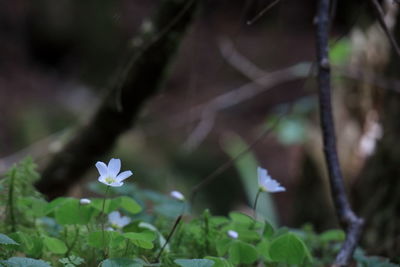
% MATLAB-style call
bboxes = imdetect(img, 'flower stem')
[7,168,17,232]
[65,225,80,257]
[253,189,262,222]
[101,186,110,257]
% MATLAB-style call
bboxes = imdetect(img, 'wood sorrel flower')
[96,158,133,187]
[108,211,131,229]
[257,166,285,193]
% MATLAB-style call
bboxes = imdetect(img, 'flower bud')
[170,190,185,201]
[79,198,91,205]
[227,230,239,239]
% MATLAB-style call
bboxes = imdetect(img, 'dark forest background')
[0,0,399,261]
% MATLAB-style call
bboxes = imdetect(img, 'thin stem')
[7,168,17,232]
[101,186,110,257]
[124,239,130,256]
[155,215,183,262]
[65,225,80,257]
[253,189,262,222]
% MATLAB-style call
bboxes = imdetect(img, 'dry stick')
[246,0,282,25]
[368,0,400,59]
[155,214,183,261]
[181,41,310,149]
[315,0,364,266]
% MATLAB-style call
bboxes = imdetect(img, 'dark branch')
[36,0,199,198]
[315,0,364,266]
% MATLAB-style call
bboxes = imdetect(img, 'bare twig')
[181,39,310,149]
[315,0,364,266]
[182,64,308,149]
[369,0,400,58]
[246,0,282,25]
[219,38,267,80]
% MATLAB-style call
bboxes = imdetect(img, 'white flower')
[257,167,286,193]
[170,190,185,201]
[108,211,131,229]
[79,198,91,205]
[96,158,133,187]
[227,230,239,239]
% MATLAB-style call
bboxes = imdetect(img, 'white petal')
[265,178,286,192]
[108,158,121,176]
[116,171,133,182]
[96,161,108,176]
[109,181,124,187]
[119,216,131,227]
[273,186,286,192]
[257,166,285,193]
[98,176,108,185]
[108,211,120,223]
[257,167,269,186]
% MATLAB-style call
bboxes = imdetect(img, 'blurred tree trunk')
[355,90,400,259]
[355,59,400,260]
[354,2,400,259]
[36,0,200,198]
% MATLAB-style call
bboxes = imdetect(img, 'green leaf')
[174,259,214,267]
[3,257,51,267]
[123,231,156,249]
[91,198,121,214]
[319,229,345,242]
[257,239,271,260]
[229,212,253,226]
[221,133,277,226]
[0,233,19,245]
[117,196,142,214]
[91,197,142,215]
[329,38,350,65]
[11,232,43,257]
[209,216,229,226]
[42,236,67,254]
[88,231,116,249]
[55,198,95,225]
[229,229,260,242]
[263,220,274,239]
[45,197,69,215]
[101,258,146,267]
[59,255,84,266]
[228,241,258,265]
[17,197,48,218]
[205,257,233,267]
[138,222,168,250]
[269,232,312,264]
[87,230,125,250]
[216,238,232,256]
